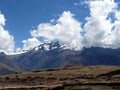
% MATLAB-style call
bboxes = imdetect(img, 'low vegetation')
[0,65,119,90]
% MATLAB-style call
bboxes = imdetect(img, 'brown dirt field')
[0,65,119,90]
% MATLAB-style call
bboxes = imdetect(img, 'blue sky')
[0,0,88,47]
[0,0,120,54]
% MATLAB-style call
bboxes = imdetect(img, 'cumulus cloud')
[83,0,117,48]
[21,0,120,51]
[30,11,83,50]
[22,38,41,51]
[112,9,120,48]
[0,13,15,54]
[15,38,41,54]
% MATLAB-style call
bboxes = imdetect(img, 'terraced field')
[0,65,120,90]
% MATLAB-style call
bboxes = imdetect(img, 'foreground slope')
[0,65,119,90]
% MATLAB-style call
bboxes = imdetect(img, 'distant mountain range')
[0,41,120,75]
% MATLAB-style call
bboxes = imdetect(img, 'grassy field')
[0,65,119,90]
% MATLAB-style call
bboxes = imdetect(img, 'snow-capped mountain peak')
[33,41,67,52]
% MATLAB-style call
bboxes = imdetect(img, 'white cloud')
[112,9,120,48]
[83,0,117,48]
[0,13,15,54]
[30,11,83,50]
[22,38,41,51]
[0,13,5,25]
[10,0,120,53]
[115,11,120,20]
[25,0,120,51]
[29,0,119,51]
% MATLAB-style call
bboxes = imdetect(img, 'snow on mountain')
[33,41,68,53]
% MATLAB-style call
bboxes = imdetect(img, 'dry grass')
[0,65,119,90]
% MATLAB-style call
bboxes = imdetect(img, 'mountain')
[0,41,120,75]
[0,53,22,75]
[80,47,120,66]
[0,52,5,56]
[14,42,82,71]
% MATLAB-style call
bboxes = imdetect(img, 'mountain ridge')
[0,41,120,75]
